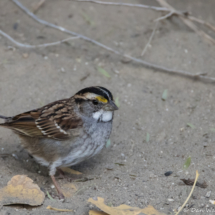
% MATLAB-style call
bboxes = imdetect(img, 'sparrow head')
[74,86,118,121]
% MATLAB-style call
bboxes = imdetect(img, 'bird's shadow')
[6,146,107,179]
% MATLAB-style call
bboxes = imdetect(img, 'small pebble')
[60,67,65,72]
[167,198,174,202]
[13,22,19,30]
[203,142,208,147]
[22,53,29,58]
[12,153,18,160]
[51,185,55,189]
[164,171,173,176]
[113,69,119,74]
[205,191,211,198]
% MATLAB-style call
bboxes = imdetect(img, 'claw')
[50,175,65,200]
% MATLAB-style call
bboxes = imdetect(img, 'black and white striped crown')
[76,86,113,101]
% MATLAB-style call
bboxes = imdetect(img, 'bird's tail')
[0,115,9,126]
[0,115,8,119]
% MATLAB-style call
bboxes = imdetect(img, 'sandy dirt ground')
[1,0,215,214]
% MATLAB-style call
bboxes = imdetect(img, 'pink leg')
[50,175,65,200]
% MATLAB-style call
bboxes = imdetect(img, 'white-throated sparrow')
[0,86,118,199]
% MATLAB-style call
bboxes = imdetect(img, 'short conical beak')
[103,100,118,111]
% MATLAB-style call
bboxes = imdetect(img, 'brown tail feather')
[0,115,10,127]
[0,115,8,119]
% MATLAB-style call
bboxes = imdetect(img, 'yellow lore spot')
[96,96,108,103]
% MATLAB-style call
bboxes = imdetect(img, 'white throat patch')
[93,110,113,122]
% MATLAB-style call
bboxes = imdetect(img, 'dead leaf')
[0,175,45,206]
[114,97,120,108]
[180,179,207,188]
[60,167,82,175]
[209,200,215,205]
[115,163,125,166]
[97,67,110,78]
[80,73,90,81]
[73,177,95,182]
[183,156,191,169]
[89,210,108,215]
[88,197,166,215]
[47,205,73,212]
[161,89,168,101]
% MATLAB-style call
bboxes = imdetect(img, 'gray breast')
[61,120,112,167]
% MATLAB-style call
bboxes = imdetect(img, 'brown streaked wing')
[2,98,83,140]
[3,111,44,137]
[35,99,82,139]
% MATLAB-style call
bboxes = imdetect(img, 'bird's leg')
[50,175,65,200]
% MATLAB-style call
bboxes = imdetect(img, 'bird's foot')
[50,175,65,200]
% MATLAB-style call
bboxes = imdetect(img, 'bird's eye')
[92,100,99,105]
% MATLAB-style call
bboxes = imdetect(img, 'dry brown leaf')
[0,175,45,206]
[61,183,77,198]
[88,197,166,215]
[89,210,108,215]
[47,205,73,212]
[60,167,82,175]
[180,178,207,188]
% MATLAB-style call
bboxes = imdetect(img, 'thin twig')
[0,29,79,48]
[141,21,158,56]
[75,0,169,11]
[46,206,73,212]
[155,10,187,22]
[10,0,215,82]
[77,0,215,44]
[188,15,215,33]
[32,0,46,14]
[0,154,11,157]
[157,0,215,45]
[176,171,199,215]
[12,0,121,55]
[155,11,174,22]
